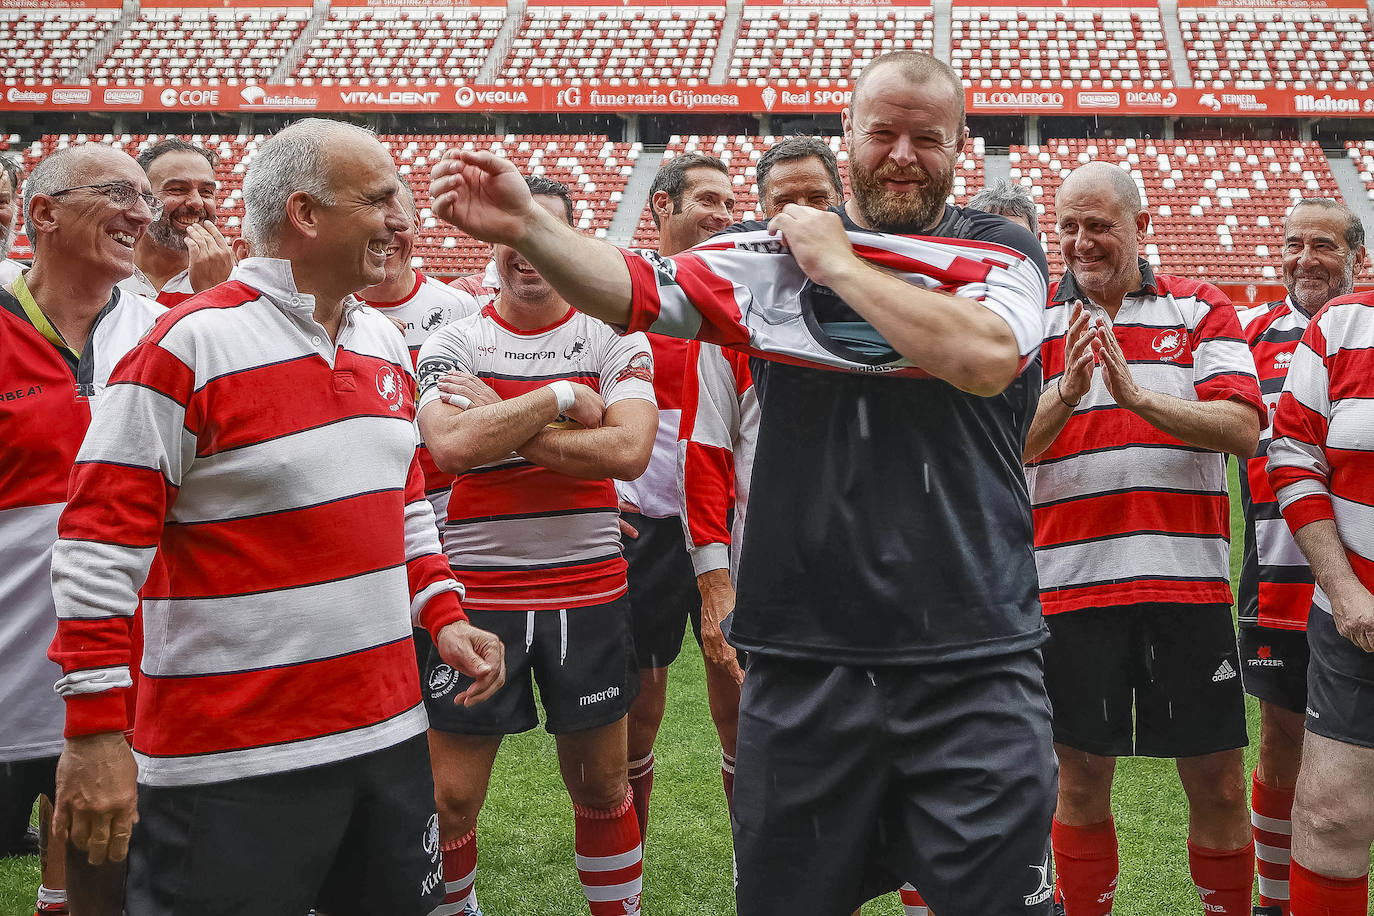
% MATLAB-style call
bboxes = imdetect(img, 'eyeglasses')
[49,183,164,219]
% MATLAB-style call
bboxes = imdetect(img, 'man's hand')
[435,619,506,705]
[561,382,606,430]
[1059,303,1098,405]
[52,732,138,866]
[430,151,542,247]
[618,498,640,540]
[184,220,236,292]
[697,568,744,685]
[766,204,866,289]
[1092,320,1146,410]
[437,372,502,411]
[1330,580,1374,653]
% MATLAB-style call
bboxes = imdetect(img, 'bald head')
[852,51,966,133]
[1057,162,1141,218]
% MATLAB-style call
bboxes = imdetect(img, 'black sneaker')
[0,824,39,858]
[1253,907,1283,916]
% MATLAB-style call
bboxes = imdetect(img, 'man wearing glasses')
[0,143,165,916]
[117,138,235,307]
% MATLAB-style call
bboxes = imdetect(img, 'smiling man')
[1025,161,1264,915]
[430,51,1056,916]
[47,119,505,916]
[0,155,23,287]
[1236,198,1367,916]
[117,138,234,306]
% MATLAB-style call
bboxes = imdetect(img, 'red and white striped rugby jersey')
[1,285,163,762]
[1237,298,1316,631]
[1028,266,1264,615]
[1268,291,1374,618]
[676,341,759,580]
[615,332,688,519]
[363,270,481,533]
[618,226,1048,377]
[118,266,196,307]
[49,258,466,787]
[416,304,656,611]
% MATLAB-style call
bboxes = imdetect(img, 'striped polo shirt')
[1237,297,1317,630]
[1268,291,1374,617]
[1028,264,1264,615]
[49,258,466,787]
[416,304,656,611]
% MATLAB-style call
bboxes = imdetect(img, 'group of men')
[2,47,1374,916]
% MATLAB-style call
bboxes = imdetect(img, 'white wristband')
[549,380,575,413]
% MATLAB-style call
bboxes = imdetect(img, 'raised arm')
[430,150,633,325]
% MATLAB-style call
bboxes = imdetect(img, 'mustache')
[871,164,929,183]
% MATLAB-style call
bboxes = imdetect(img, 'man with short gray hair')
[968,178,1039,236]
[0,154,23,286]
[48,118,505,915]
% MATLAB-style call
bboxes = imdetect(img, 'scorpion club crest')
[1150,327,1187,362]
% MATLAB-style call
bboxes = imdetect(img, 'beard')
[0,223,12,258]
[849,158,954,234]
[146,217,188,253]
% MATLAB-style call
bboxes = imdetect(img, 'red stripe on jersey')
[680,443,734,549]
[1034,489,1229,548]
[140,281,258,348]
[648,333,688,410]
[63,462,177,549]
[1043,407,1200,458]
[1257,581,1316,631]
[133,636,420,758]
[1043,577,1232,615]
[486,374,601,396]
[1348,549,1374,595]
[190,351,412,456]
[418,447,455,500]
[454,555,627,610]
[1270,393,1331,470]
[1245,453,1279,505]
[156,290,196,308]
[110,339,195,407]
[1327,345,1374,400]
[156,489,407,599]
[659,254,751,348]
[451,465,617,520]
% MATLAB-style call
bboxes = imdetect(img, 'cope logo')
[1151,327,1187,362]
[161,88,220,107]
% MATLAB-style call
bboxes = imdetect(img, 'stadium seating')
[85,9,309,87]
[288,8,505,86]
[727,7,933,87]
[1180,7,1374,91]
[1010,139,1340,284]
[1,10,119,86]
[495,7,722,85]
[630,135,986,249]
[19,133,634,278]
[952,7,1172,89]
[1341,140,1374,204]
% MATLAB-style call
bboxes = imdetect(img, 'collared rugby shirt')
[619,206,1051,665]
[1028,264,1264,615]
[50,258,466,787]
[1268,291,1374,619]
[1237,297,1317,630]
[417,304,655,611]
[118,266,196,307]
[1,284,162,761]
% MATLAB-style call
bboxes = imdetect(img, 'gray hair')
[23,145,89,244]
[242,118,377,254]
[1289,197,1365,253]
[968,178,1038,232]
[0,154,21,253]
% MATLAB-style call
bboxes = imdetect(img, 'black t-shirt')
[724,205,1050,665]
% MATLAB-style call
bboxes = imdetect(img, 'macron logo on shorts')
[1212,660,1238,682]
[579,686,621,706]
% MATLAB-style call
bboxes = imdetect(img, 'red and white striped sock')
[1252,772,1295,915]
[627,753,654,842]
[1051,817,1118,916]
[574,791,643,916]
[34,885,68,916]
[1289,860,1368,916]
[721,749,735,813]
[1188,839,1255,916]
[898,883,929,915]
[435,828,477,915]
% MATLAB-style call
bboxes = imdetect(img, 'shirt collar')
[231,257,365,318]
[1053,258,1159,304]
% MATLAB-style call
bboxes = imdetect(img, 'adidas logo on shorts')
[1211,660,1238,682]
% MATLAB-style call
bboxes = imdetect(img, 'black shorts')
[732,651,1057,916]
[424,597,638,736]
[0,756,57,851]
[1044,603,1248,758]
[622,513,700,669]
[1305,606,1374,749]
[1239,624,1310,715]
[126,733,442,916]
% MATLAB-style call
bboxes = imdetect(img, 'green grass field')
[2,462,1369,915]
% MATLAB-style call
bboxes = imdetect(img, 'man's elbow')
[429,439,478,474]
[611,437,655,481]
[1228,414,1261,460]
[954,347,1023,398]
